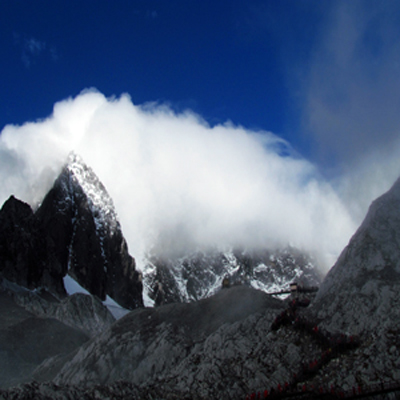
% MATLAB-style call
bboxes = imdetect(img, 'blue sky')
[1,1,400,267]
[1,1,321,156]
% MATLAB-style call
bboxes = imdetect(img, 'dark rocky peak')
[0,195,34,225]
[0,154,143,309]
[49,153,118,233]
[36,153,118,235]
[0,196,46,292]
[36,152,143,309]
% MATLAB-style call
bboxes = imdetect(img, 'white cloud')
[13,33,56,68]
[25,38,46,54]
[23,37,46,68]
[0,90,357,272]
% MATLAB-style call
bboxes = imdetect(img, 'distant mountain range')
[144,245,321,306]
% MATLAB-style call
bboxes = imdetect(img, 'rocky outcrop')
[0,285,371,398]
[7,177,400,399]
[50,294,115,336]
[305,176,400,388]
[0,196,48,292]
[47,285,355,399]
[311,177,400,333]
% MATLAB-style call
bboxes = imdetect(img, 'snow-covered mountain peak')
[64,152,119,233]
[28,152,144,309]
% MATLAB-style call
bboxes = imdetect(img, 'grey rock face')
[41,175,400,398]
[4,165,400,398]
[49,286,345,399]
[312,177,400,333]
[306,177,400,387]
[50,293,115,336]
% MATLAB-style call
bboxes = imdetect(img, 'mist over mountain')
[0,152,322,309]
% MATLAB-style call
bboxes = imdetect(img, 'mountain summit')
[0,153,143,309]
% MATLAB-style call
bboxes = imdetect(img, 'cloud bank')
[0,90,356,271]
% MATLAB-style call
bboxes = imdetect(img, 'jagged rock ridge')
[50,286,288,395]
[1,277,115,337]
[144,246,321,306]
